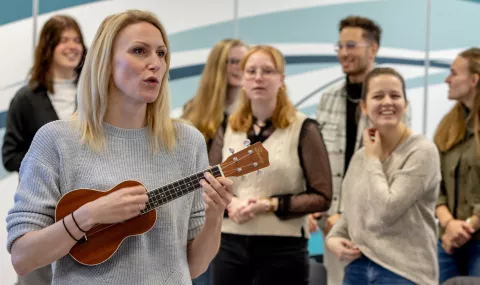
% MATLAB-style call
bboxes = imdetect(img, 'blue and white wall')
[1,0,478,283]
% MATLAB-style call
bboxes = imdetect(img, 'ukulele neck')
[140,165,223,214]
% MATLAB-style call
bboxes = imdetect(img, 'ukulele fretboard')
[141,165,222,214]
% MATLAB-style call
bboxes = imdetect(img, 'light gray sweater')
[6,120,208,285]
[328,134,441,285]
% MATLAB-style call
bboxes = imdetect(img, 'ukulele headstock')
[220,141,269,177]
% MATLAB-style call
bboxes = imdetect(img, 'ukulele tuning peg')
[243,139,251,147]
[229,148,235,154]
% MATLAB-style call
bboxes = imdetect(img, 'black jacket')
[2,85,59,172]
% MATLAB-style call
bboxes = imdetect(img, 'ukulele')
[55,142,269,266]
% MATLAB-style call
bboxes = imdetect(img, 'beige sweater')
[328,134,441,285]
[221,112,309,238]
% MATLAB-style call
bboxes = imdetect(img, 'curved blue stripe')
[0,55,450,129]
[0,0,98,26]
[169,55,450,81]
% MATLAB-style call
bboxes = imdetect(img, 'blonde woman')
[6,10,233,285]
[435,48,480,283]
[209,45,332,285]
[183,39,248,150]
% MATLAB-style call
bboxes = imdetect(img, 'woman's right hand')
[227,197,255,224]
[326,237,362,262]
[86,185,149,225]
[445,219,475,248]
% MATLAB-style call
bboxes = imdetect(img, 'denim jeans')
[192,265,211,285]
[343,255,416,285]
[438,239,480,284]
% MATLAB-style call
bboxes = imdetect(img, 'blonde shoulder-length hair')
[434,47,480,157]
[75,10,176,152]
[182,39,246,142]
[229,45,297,132]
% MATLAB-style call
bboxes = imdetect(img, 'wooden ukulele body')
[53,142,270,266]
[55,180,157,266]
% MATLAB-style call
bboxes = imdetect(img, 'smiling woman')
[326,67,441,285]
[2,15,87,285]
[2,15,86,173]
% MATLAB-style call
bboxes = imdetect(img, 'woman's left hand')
[239,198,271,217]
[441,233,455,254]
[363,128,382,159]
[200,172,234,222]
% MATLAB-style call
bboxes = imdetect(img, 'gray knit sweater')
[328,134,441,285]
[6,120,208,285]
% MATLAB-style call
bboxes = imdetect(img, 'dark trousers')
[211,233,309,285]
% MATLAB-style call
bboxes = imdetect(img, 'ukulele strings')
[86,222,120,237]
[144,150,254,205]
[222,162,259,177]
[82,152,259,239]
[219,150,256,170]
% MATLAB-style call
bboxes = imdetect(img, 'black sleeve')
[2,88,32,172]
[273,118,333,220]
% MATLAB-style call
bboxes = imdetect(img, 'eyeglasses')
[244,67,279,79]
[334,41,370,52]
[227,58,241,65]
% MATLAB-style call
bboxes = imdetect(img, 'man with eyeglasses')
[314,15,382,285]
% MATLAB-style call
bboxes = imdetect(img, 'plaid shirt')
[315,79,411,215]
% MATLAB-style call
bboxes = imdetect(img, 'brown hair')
[339,16,382,46]
[434,48,480,157]
[362,67,407,101]
[29,15,86,93]
[229,45,297,132]
[182,39,246,142]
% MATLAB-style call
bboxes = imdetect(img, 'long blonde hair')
[182,39,246,142]
[434,48,480,157]
[229,45,297,132]
[76,10,176,152]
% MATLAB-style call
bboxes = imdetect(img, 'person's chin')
[447,93,458,101]
[249,93,270,101]
[229,81,242,88]
[59,63,79,70]
[138,92,159,104]
[341,67,351,74]
[375,121,400,130]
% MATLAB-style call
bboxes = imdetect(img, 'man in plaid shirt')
[315,15,382,285]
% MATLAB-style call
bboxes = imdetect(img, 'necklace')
[346,94,361,104]
[381,127,409,162]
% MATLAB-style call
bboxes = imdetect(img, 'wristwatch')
[466,217,472,226]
